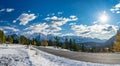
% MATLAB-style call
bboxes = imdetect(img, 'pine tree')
[6,35,13,43]
[48,39,53,46]
[54,37,60,47]
[81,43,85,52]
[72,39,80,51]
[61,43,66,49]
[69,39,73,50]
[0,30,5,44]
[20,35,28,44]
[64,38,69,49]
[13,38,19,44]
[91,47,97,52]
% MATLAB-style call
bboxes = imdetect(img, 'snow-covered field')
[0,44,120,66]
[0,45,31,66]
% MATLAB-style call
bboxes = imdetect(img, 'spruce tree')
[64,38,69,49]
[0,30,5,44]
[54,37,59,47]
[48,39,53,46]
[20,35,27,44]
[7,35,13,43]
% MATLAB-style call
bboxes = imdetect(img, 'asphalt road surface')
[37,46,120,64]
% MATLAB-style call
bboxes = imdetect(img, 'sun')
[99,14,108,22]
[99,11,109,23]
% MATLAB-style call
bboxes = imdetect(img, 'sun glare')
[99,11,109,23]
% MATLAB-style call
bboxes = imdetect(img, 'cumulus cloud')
[70,15,78,21]
[24,15,78,36]
[0,26,19,32]
[13,13,37,25]
[45,15,78,22]
[6,8,14,12]
[24,23,56,35]
[25,23,49,33]
[45,15,78,27]
[0,8,14,12]
[110,3,120,14]
[71,24,118,39]
[24,22,62,35]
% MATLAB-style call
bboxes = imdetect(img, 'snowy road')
[0,45,120,66]
[37,46,120,64]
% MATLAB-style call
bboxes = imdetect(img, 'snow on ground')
[42,46,70,51]
[0,44,31,66]
[0,44,120,66]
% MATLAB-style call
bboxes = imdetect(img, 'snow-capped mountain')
[104,29,119,48]
[6,32,107,44]
[33,33,106,43]
[11,34,19,39]
[96,31,119,48]
[104,36,116,47]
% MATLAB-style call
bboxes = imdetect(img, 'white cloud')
[4,26,19,32]
[24,23,54,35]
[45,15,78,26]
[0,26,19,32]
[45,16,78,21]
[45,15,78,34]
[13,13,37,25]
[110,3,120,14]
[71,24,118,39]
[0,9,5,12]
[13,20,16,23]
[24,15,78,36]
[70,15,78,21]
[58,12,63,15]
[116,11,120,14]
[69,23,76,25]
[25,23,49,33]
[0,8,14,12]
[24,22,62,35]
[6,8,14,12]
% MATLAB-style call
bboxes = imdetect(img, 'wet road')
[37,47,120,64]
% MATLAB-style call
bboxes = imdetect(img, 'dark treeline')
[48,37,81,51]
[0,30,118,52]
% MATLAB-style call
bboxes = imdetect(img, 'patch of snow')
[40,46,70,51]
[0,45,31,66]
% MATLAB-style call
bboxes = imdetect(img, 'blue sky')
[0,0,120,39]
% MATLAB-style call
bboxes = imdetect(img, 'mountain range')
[7,32,118,48]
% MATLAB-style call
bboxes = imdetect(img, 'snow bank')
[42,46,70,51]
[0,45,31,66]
